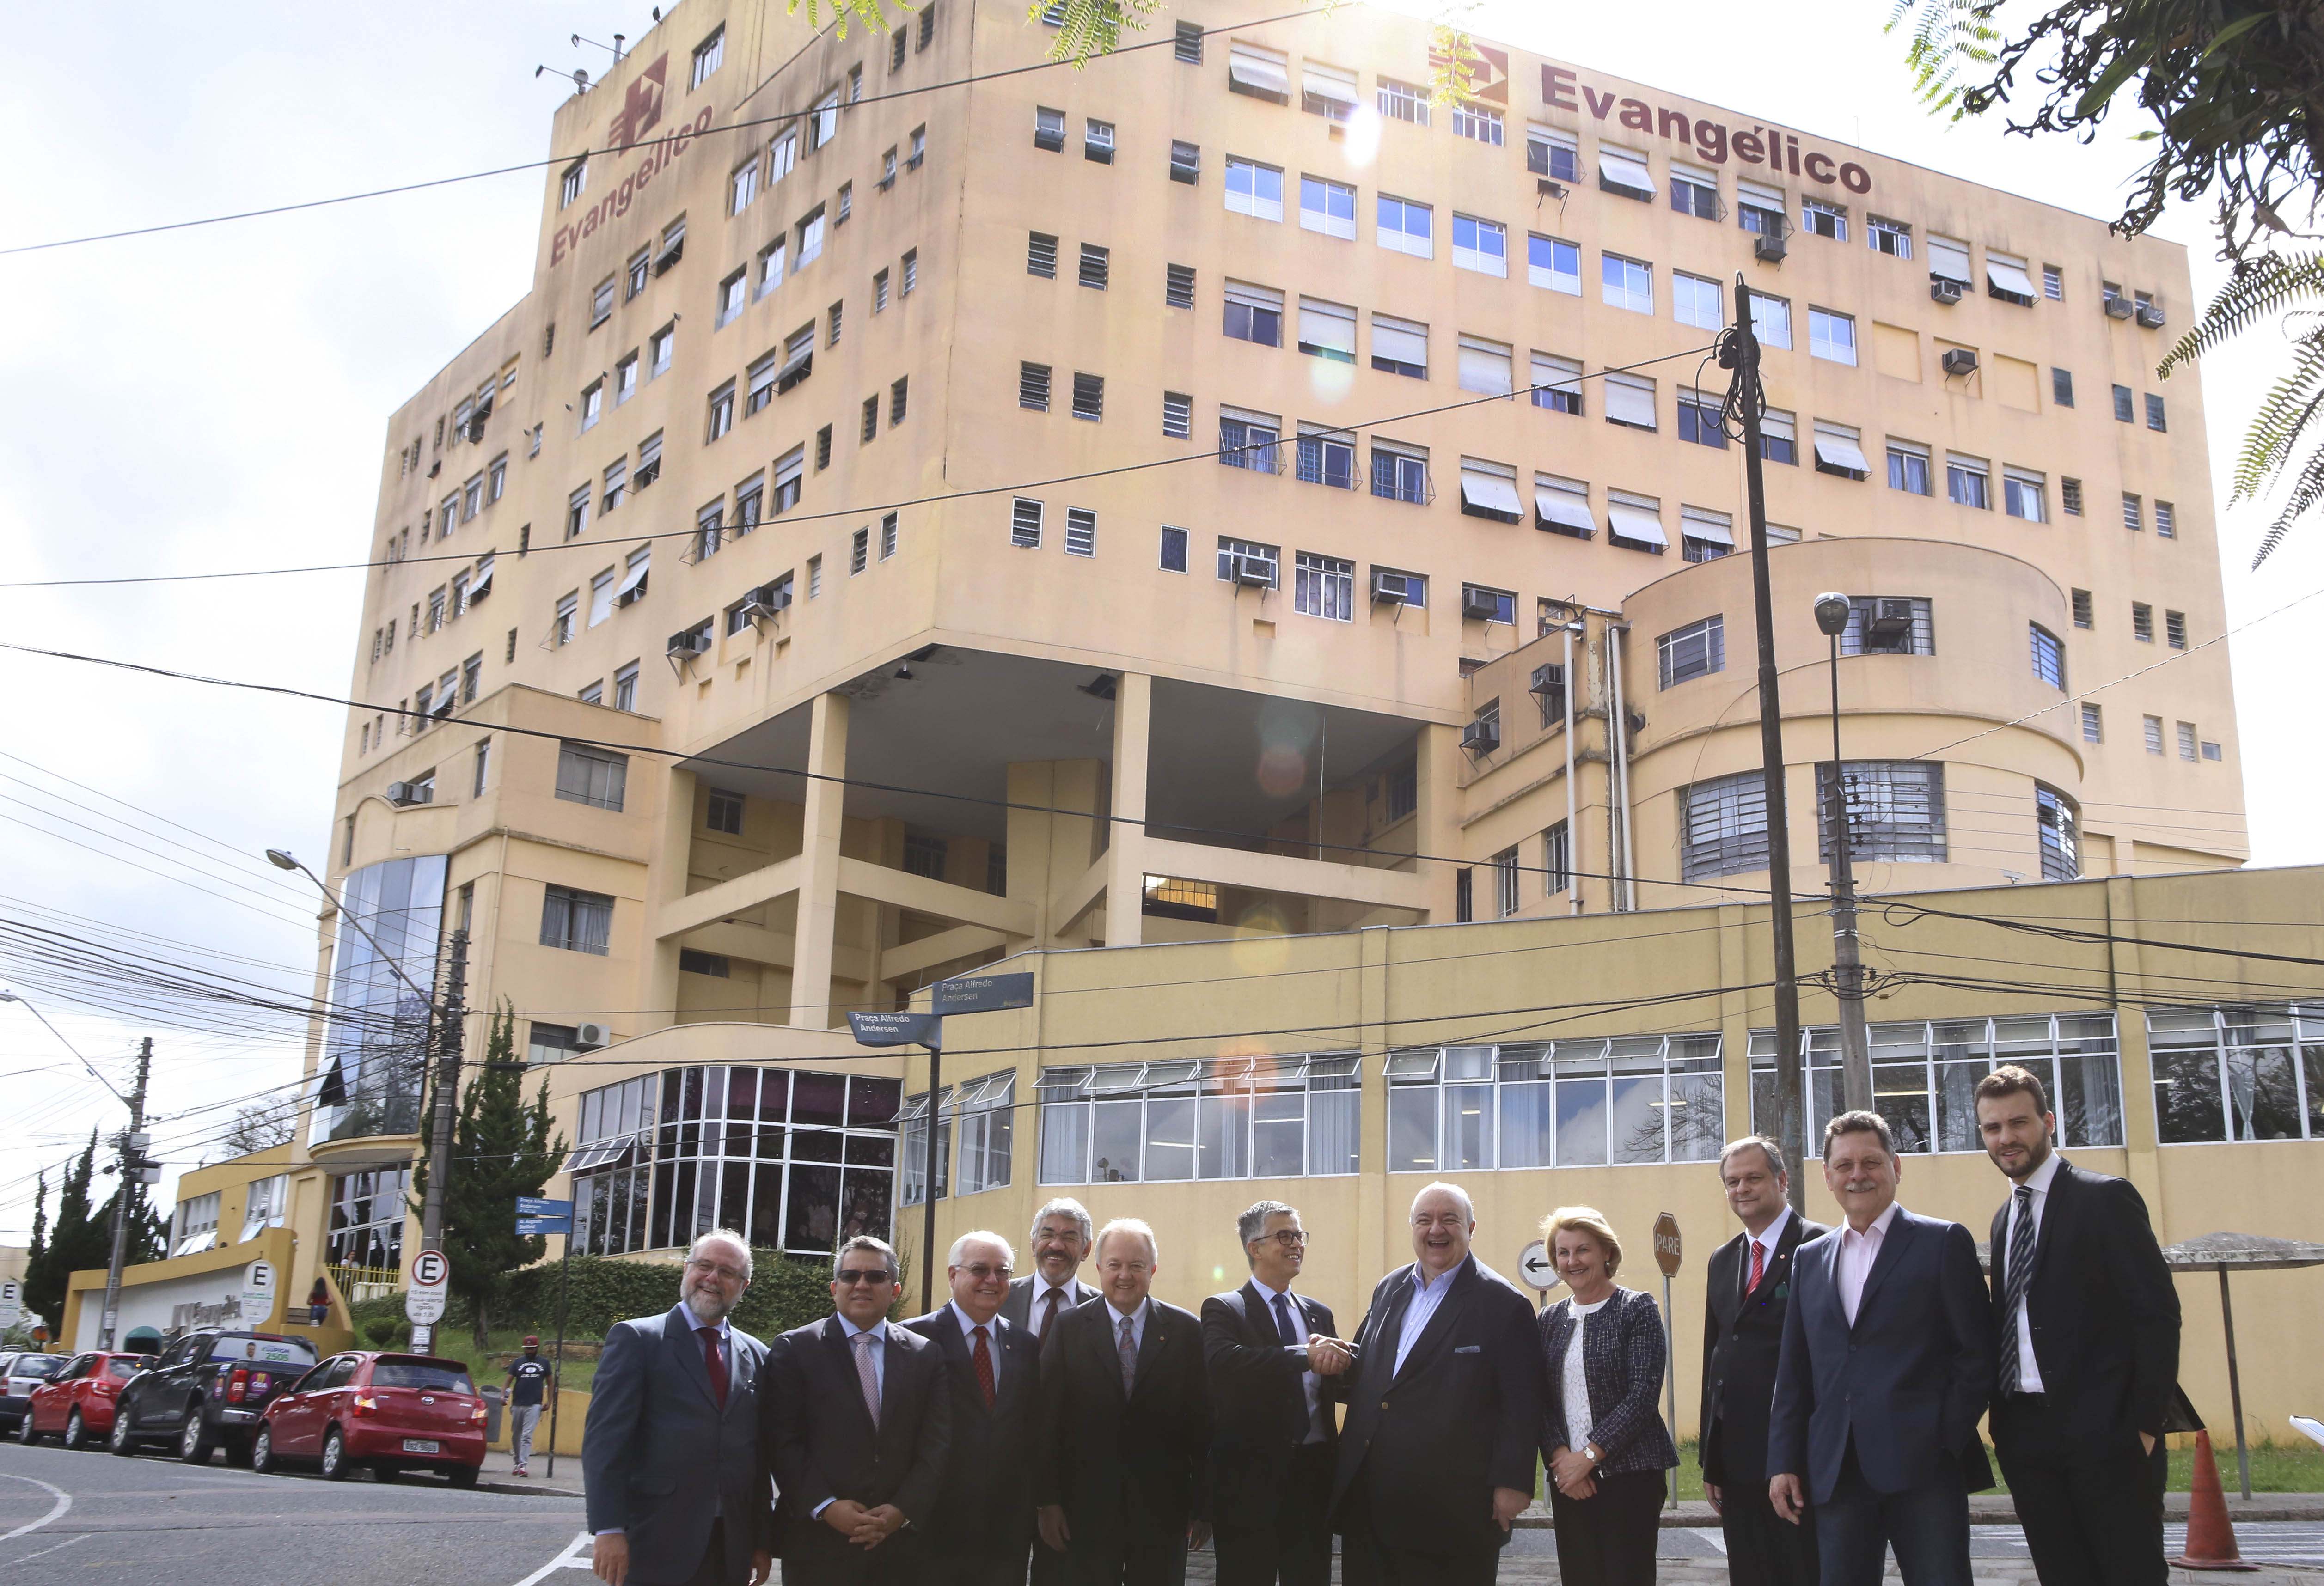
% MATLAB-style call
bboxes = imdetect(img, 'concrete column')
[1356,926,1391,1287]
[790,692,850,1028]
[2105,874,2167,1216]
[641,767,696,1036]
[1411,723,1464,922]
[1103,673,1153,947]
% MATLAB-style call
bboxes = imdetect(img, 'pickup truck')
[109,1328,319,1464]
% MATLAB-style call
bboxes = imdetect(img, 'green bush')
[361,1318,400,1348]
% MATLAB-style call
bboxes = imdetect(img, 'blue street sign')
[516,1215,574,1237]
[517,1197,574,1218]
[932,972,1034,1014]
[849,1010,942,1048]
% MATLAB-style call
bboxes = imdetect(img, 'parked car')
[0,1353,66,1431]
[17,1352,153,1449]
[109,1328,319,1463]
[253,1351,485,1485]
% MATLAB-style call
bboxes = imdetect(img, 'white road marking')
[2,1533,88,1567]
[513,1530,595,1586]
[0,1476,68,1543]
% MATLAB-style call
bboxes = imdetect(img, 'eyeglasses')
[686,1259,748,1283]
[834,1268,894,1286]
[957,1263,1013,1280]
[1254,1231,1309,1248]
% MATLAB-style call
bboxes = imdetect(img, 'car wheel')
[16,1411,37,1446]
[108,1411,137,1457]
[61,1411,84,1451]
[318,1427,350,1482]
[250,1427,277,1476]
[446,1464,479,1489]
[178,1415,214,1465]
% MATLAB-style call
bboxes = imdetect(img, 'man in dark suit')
[1202,1200,1350,1586]
[584,1229,772,1586]
[1035,1216,1211,1586]
[762,1235,954,1586]
[1001,1197,1099,1347]
[905,1230,1043,1586]
[1977,1064,2180,1586]
[1768,1112,1994,1586]
[1700,1137,1827,1586]
[1330,1182,1543,1586]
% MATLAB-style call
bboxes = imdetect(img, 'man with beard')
[585,1229,772,1586]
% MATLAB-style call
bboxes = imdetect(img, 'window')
[613,660,639,711]
[1224,157,1285,221]
[910,126,926,168]
[2165,608,2189,650]
[1223,281,1283,347]
[1376,194,1433,258]
[588,570,615,628]
[1162,391,1192,438]
[1302,61,1358,121]
[2132,602,2155,643]
[691,26,724,87]
[1166,263,1196,310]
[1159,524,1190,572]
[567,484,592,539]
[1169,140,1200,183]
[828,300,844,346]
[1064,509,1095,557]
[1452,102,1504,145]
[560,160,587,209]
[917,5,936,48]
[696,500,726,561]
[1603,372,1657,431]
[707,380,735,441]
[1217,537,1280,586]
[1299,176,1356,239]
[591,277,615,329]
[651,324,674,377]
[2043,264,2065,299]
[768,132,798,184]
[1456,334,1511,397]
[1486,847,1521,918]
[1838,595,1933,656]
[1527,233,1580,295]
[731,159,759,214]
[2145,1005,2324,1146]
[1372,314,1427,379]
[746,352,778,415]
[1371,442,1428,503]
[1816,761,1946,864]
[850,526,869,573]
[1606,490,1667,552]
[2177,721,2199,762]
[1682,506,1736,562]
[1037,1053,1359,1184]
[1808,307,1857,365]
[172,1191,223,1257]
[1738,180,1787,238]
[1034,106,1065,152]
[772,447,804,513]
[1019,361,1052,411]
[1669,161,1718,220]
[2072,589,2094,628]
[2061,478,2083,515]
[900,250,917,295]
[1527,124,1578,181]
[902,1070,1017,1204]
[1457,458,1523,523]
[1535,475,1594,538]
[1461,585,1516,625]
[1946,453,1990,508]
[890,377,908,426]
[2080,702,2103,742]
[2146,393,2168,432]
[1986,248,2037,305]
[541,884,614,954]
[1602,253,1652,314]
[553,592,578,646]
[1869,215,1912,257]
[1531,353,1582,415]
[1085,118,1114,162]
[1219,408,1281,472]
[1293,552,1355,620]
[1010,498,1043,549]
[1227,39,1290,103]
[1078,243,1109,290]
[2003,468,2046,522]
[1802,196,1847,241]
[2051,367,2075,407]
[1387,1035,1726,1171]
[1676,388,1726,450]
[1541,821,1572,897]
[1673,271,1722,330]
[809,91,841,151]
[2122,493,2143,532]
[716,269,747,328]
[861,395,879,443]
[580,380,604,431]
[1927,233,1972,287]
[902,834,948,881]
[1658,615,1725,689]
[873,269,889,313]
[1295,425,1355,488]
[1747,291,1792,349]
[2157,501,2176,538]
[798,207,825,266]
[2030,624,2066,689]
[1071,372,1103,421]
[1682,772,1768,881]
[1812,423,1870,480]
[1451,219,1511,277]
[1760,407,1798,465]
[2114,384,2136,422]
[2143,714,2166,755]
[1379,77,1430,125]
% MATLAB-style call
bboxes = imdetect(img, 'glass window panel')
[2227,1042,2304,1140]
[2153,1043,2223,1143]
[749,1164,783,1248]
[1309,1082,1359,1175]
[1254,1092,1305,1177]
[1444,1046,1493,1082]
[1610,1073,1665,1165]
[793,1073,846,1126]
[1199,1094,1251,1179]
[1498,1082,1552,1168]
[1092,1099,1142,1182]
[841,1170,892,1242]
[1935,1061,1985,1153]
[1145,1097,1197,1180]
[756,1070,790,1122]
[784,1164,841,1252]
[718,1159,750,1231]
[849,1075,901,1125]
[2058,1048,2124,1146]
[1041,1100,1090,1183]
[1667,1062,1725,1161]
[792,1128,844,1163]
[1554,1075,1608,1166]
[1441,1085,1494,1171]
[2306,1046,2324,1139]
[1388,1086,1438,1171]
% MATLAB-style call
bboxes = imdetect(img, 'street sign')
[405,1250,450,1326]
[849,1010,943,1048]
[0,1281,21,1330]
[239,1259,276,1326]
[516,1215,574,1238]
[1516,1239,1557,1293]
[517,1197,573,1218]
[1653,1212,1683,1277]
[932,972,1034,1014]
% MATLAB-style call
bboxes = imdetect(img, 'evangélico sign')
[551,51,717,269]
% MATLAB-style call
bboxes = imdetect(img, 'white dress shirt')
[1745,1207,1795,1292]
[1561,1294,1610,1454]
[1835,1202,1902,1326]
[1105,1296,1150,1354]
[1393,1262,1458,1377]
[1250,1277,1327,1444]
[950,1300,1002,1391]
[2006,1152,2063,1392]
[1027,1280,1081,1340]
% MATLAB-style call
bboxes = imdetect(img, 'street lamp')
[1812,593,1874,1113]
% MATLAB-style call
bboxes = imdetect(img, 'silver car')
[0,1352,66,1430]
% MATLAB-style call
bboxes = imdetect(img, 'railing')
[327,1263,404,1305]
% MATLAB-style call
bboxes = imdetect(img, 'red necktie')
[972,1325,996,1409]
[1747,1240,1767,1295]
[698,1325,729,1408]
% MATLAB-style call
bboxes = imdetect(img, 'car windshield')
[371,1360,476,1394]
[105,1359,144,1382]
[207,1336,317,1367]
[11,1357,63,1380]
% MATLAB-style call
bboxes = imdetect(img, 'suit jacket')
[1001,1275,1099,1339]
[582,1305,771,1586]
[1699,1213,1829,1488]
[1035,1297,1211,1550]
[1768,1208,1996,1505]
[1988,1156,2180,1450]
[902,1306,1042,1562]
[1328,1255,1543,1556]
[1201,1282,1339,1531]
[1538,1286,1679,1478]
[761,1315,954,1574]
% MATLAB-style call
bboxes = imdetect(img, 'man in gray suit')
[1000,1197,1099,1347]
[586,1229,772,1586]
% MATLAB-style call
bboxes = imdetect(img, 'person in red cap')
[508,1336,552,1476]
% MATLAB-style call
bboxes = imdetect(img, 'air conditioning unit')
[1231,555,1273,588]
[1941,348,1979,377]
[1370,570,1410,604]
[1460,588,1502,620]
[1929,277,1964,305]
[2134,303,2166,329]
[574,1023,612,1050]
[653,241,684,275]
[385,781,433,807]
[1529,664,1567,704]
[426,459,442,478]
[1866,600,1915,649]
[2104,295,2135,319]
[1460,718,1500,754]
[1753,233,1787,264]
[667,628,712,658]
[739,586,789,622]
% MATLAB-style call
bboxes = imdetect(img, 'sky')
[0,0,2312,1245]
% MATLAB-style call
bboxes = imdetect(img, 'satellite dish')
[574,68,590,92]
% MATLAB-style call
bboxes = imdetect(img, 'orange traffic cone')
[2170,1430,2259,1572]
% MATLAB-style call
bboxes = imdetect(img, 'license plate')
[401,1439,440,1454]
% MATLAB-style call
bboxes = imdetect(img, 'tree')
[24,1134,102,1329]
[219,1099,298,1158]
[410,1004,568,1347]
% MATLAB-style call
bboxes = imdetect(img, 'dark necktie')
[1040,1286,1064,1338]
[1999,1185,2037,1392]
[1272,1292,1299,1348]
[972,1324,996,1409]
[698,1325,728,1409]
[1747,1239,1767,1295]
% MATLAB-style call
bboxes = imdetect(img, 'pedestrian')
[1537,1206,1677,1586]
[1977,1064,2180,1586]
[903,1231,1043,1586]
[582,1229,772,1586]
[307,1277,330,1327]
[507,1335,553,1477]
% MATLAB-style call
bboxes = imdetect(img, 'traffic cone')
[2170,1430,2259,1571]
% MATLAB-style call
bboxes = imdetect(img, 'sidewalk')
[474,1446,587,1497]
[1508,1492,2324,1527]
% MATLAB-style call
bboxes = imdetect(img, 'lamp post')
[1811,594,1874,1112]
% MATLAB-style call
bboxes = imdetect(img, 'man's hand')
[1491,1486,1530,1531]
[1188,1522,1212,1551]
[1037,1504,1070,1554]
[822,1499,871,1539]
[1769,1473,1805,1524]
[854,1505,905,1549]
[591,1534,629,1586]
[1307,1336,1354,1377]
[1705,1481,1723,1516]
[749,1549,772,1586]
[2141,1432,2158,1457]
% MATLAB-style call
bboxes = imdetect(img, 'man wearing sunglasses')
[763,1235,954,1586]
[585,1229,773,1586]
[906,1231,1043,1586]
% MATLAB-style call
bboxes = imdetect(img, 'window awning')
[467,556,494,604]
[1814,432,1872,475]
[1535,487,1597,536]
[1228,49,1290,98]
[616,554,650,599]
[1603,378,1657,429]
[1460,471,1524,519]
[1985,258,2038,298]
[1372,320,1427,367]
[1606,501,1668,547]
[565,1140,635,1173]
[1457,344,1512,396]
[1681,512,1735,546]
[1302,70,1358,105]
[1927,238,1971,283]
[776,348,813,391]
[1597,149,1656,196]
[1298,303,1355,355]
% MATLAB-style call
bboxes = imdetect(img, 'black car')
[0,1352,66,1431]
[109,1328,319,1463]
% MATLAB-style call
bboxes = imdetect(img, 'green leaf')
[2200,12,2275,59]
[2072,47,2147,119]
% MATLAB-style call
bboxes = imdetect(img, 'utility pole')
[97,1038,155,1351]
[1814,602,1875,1110]
[1729,275,1808,1209]
[412,930,470,1353]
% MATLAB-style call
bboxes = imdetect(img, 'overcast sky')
[0,0,2310,1244]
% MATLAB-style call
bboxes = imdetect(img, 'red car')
[253,1351,485,1485]
[17,1352,154,1450]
